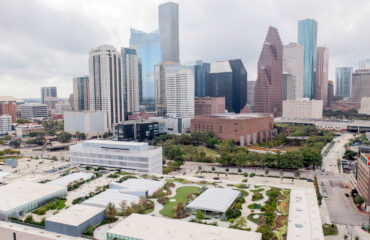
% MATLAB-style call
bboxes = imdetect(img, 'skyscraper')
[298,19,317,99]
[73,76,89,111]
[335,67,352,99]
[89,45,124,128]
[254,26,283,117]
[282,73,295,100]
[315,46,329,106]
[154,62,194,118]
[159,2,180,63]
[129,29,161,108]
[207,60,247,113]
[187,60,210,97]
[122,47,140,115]
[247,81,256,106]
[283,43,304,99]
[359,59,370,69]
[41,87,57,104]
[327,80,334,107]
[351,69,370,103]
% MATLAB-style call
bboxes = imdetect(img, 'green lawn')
[322,224,338,236]
[159,186,201,218]
[198,146,219,158]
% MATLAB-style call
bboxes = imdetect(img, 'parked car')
[345,193,350,197]
[307,179,313,182]
[213,177,220,180]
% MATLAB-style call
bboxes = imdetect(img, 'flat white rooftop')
[46,204,104,227]
[0,181,66,212]
[109,179,164,196]
[47,172,94,187]
[82,189,140,210]
[0,171,10,181]
[287,189,324,240]
[186,188,240,213]
[107,213,262,240]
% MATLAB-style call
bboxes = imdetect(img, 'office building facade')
[282,73,295,100]
[335,67,353,99]
[247,81,256,106]
[73,76,89,111]
[129,29,161,107]
[298,19,317,99]
[70,140,163,174]
[195,97,225,116]
[89,45,124,129]
[359,59,370,69]
[158,2,180,63]
[20,104,48,120]
[0,115,11,135]
[351,69,370,103]
[114,120,161,141]
[283,99,323,119]
[359,97,370,115]
[187,61,210,97]
[356,153,370,212]
[207,60,247,113]
[315,47,329,106]
[122,47,140,115]
[254,26,283,117]
[64,111,108,139]
[327,80,334,107]
[41,87,57,104]
[283,43,304,100]
[0,100,16,123]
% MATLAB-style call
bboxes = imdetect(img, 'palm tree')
[173,201,186,218]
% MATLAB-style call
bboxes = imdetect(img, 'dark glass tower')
[187,61,210,97]
[207,60,247,113]
[254,26,283,117]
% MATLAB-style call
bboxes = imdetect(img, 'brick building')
[195,97,225,116]
[356,153,370,212]
[190,113,274,145]
[0,100,16,123]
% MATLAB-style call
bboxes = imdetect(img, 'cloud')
[0,0,369,97]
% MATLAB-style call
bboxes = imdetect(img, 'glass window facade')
[298,19,317,99]
[335,67,352,98]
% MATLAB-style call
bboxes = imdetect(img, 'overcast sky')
[0,0,369,98]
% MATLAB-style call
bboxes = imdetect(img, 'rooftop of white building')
[107,213,262,240]
[47,172,94,187]
[109,179,164,196]
[186,188,240,213]
[210,61,232,73]
[45,204,104,227]
[82,189,140,210]
[0,181,66,212]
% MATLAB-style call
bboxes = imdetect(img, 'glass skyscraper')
[335,67,353,99]
[187,60,210,97]
[298,19,317,99]
[73,76,89,111]
[129,28,162,107]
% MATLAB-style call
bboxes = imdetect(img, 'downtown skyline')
[0,0,370,98]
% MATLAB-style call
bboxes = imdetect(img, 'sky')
[0,0,369,98]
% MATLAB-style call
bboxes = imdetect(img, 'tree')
[106,202,118,222]
[196,210,204,220]
[75,131,86,140]
[294,170,300,178]
[354,195,365,208]
[279,169,283,178]
[4,135,11,140]
[234,216,247,229]
[9,139,20,148]
[344,150,357,160]
[211,166,215,171]
[57,132,72,143]
[206,137,218,148]
[173,201,186,218]
[16,118,31,124]
[265,168,269,176]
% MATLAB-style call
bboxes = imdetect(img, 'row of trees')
[153,131,217,148]
[324,109,370,121]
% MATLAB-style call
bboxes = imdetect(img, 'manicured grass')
[322,224,339,236]
[250,188,264,193]
[248,203,261,209]
[159,186,201,218]
[33,199,66,215]
[144,208,154,214]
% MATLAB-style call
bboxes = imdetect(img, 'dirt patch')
[277,194,286,201]
[257,215,266,226]
[272,215,287,230]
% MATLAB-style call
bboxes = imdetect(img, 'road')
[322,133,353,173]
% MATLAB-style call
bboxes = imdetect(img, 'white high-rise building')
[155,62,194,118]
[283,43,304,99]
[283,98,323,119]
[122,47,139,114]
[359,97,370,115]
[0,115,11,135]
[89,45,124,128]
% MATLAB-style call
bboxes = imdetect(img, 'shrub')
[250,173,255,177]
[243,173,248,177]
[242,179,248,183]
[252,192,264,201]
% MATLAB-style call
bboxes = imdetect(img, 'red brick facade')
[191,113,274,145]
[357,153,370,210]
[195,97,225,116]
[0,101,16,123]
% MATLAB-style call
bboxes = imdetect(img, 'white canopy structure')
[47,172,94,187]
[109,178,164,196]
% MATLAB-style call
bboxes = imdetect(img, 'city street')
[322,133,353,173]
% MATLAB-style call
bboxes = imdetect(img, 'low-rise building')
[283,98,323,119]
[106,213,262,240]
[0,114,11,135]
[114,120,161,141]
[0,99,16,123]
[64,111,108,139]
[16,123,45,138]
[358,97,370,115]
[20,103,48,120]
[109,179,164,197]
[191,113,274,145]
[70,140,162,174]
[47,172,94,187]
[149,116,191,134]
[356,153,370,212]
[0,181,67,220]
[195,97,225,116]
[55,102,72,114]
[45,204,105,237]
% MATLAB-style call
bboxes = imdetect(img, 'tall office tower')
[138,59,143,105]
[41,87,57,104]
[283,43,304,99]
[315,47,329,106]
[129,28,161,108]
[351,69,370,103]
[187,60,210,97]
[207,60,247,113]
[327,80,334,107]
[0,100,16,123]
[335,67,352,99]
[158,2,180,63]
[254,26,283,117]
[154,62,182,116]
[298,19,317,99]
[359,59,370,69]
[89,45,124,128]
[282,73,295,100]
[73,76,89,111]
[122,47,140,116]
[247,81,256,105]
